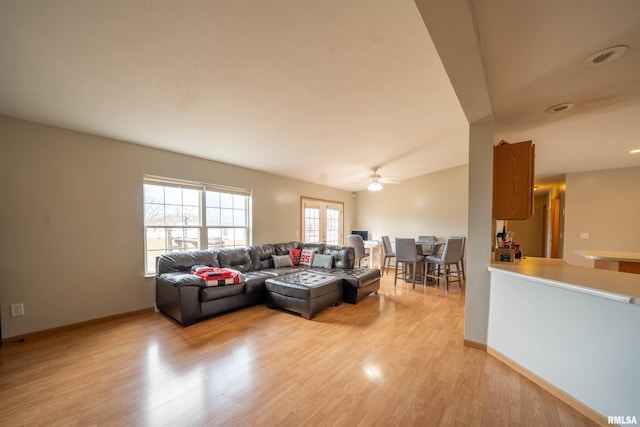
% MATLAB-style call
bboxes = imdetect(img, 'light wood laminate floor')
[0,275,598,426]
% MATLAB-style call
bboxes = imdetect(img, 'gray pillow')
[271,254,294,268]
[312,253,333,268]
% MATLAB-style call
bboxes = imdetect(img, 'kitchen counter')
[576,250,640,274]
[576,250,640,262]
[489,256,639,305]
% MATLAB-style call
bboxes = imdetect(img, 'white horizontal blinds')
[143,175,204,191]
[204,184,250,197]
[143,175,251,196]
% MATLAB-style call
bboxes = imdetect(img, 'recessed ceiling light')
[585,45,628,67]
[545,103,575,113]
[630,149,640,154]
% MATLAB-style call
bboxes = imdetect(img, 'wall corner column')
[464,117,494,346]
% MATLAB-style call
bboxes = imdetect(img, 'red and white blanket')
[191,266,242,286]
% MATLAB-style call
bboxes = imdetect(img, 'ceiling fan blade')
[350,168,401,187]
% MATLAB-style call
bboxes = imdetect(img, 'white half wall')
[488,269,640,420]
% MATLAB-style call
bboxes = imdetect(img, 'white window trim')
[143,175,252,276]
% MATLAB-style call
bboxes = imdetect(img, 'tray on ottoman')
[265,271,343,319]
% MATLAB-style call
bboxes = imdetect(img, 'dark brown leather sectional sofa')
[155,242,380,325]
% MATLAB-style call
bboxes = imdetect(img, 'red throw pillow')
[289,248,302,265]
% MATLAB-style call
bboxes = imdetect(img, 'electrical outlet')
[10,303,24,317]
[580,232,590,240]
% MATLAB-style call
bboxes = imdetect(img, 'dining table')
[416,241,443,256]
[363,240,382,269]
[401,240,443,284]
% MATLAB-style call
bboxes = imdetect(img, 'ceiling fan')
[364,167,399,191]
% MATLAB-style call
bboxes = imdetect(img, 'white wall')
[564,166,640,267]
[354,164,468,242]
[0,116,355,337]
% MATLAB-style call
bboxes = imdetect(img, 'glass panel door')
[301,198,343,244]
[325,205,340,245]
[303,204,321,243]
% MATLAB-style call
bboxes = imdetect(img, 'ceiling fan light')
[367,181,383,191]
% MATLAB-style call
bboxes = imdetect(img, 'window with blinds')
[143,176,251,275]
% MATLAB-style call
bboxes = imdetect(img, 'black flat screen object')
[351,230,368,241]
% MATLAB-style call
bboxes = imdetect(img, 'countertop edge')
[575,250,640,263]
[488,265,634,305]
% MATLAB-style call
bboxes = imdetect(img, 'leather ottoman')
[309,267,380,304]
[265,271,343,319]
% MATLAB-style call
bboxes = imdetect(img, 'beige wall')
[564,166,640,267]
[3,114,635,346]
[354,164,468,243]
[507,193,546,258]
[0,116,355,337]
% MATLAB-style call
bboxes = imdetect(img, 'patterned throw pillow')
[312,253,333,268]
[271,254,294,268]
[299,249,316,266]
[289,248,302,265]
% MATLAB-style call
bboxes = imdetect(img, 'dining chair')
[346,234,368,268]
[394,238,425,290]
[381,235,395,276]
[424,237,464,292]
[451,236,466,281]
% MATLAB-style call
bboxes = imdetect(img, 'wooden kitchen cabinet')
[492,139,535,220]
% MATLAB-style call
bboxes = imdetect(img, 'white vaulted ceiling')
[1,0,639,190]
[0,0,467,191]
